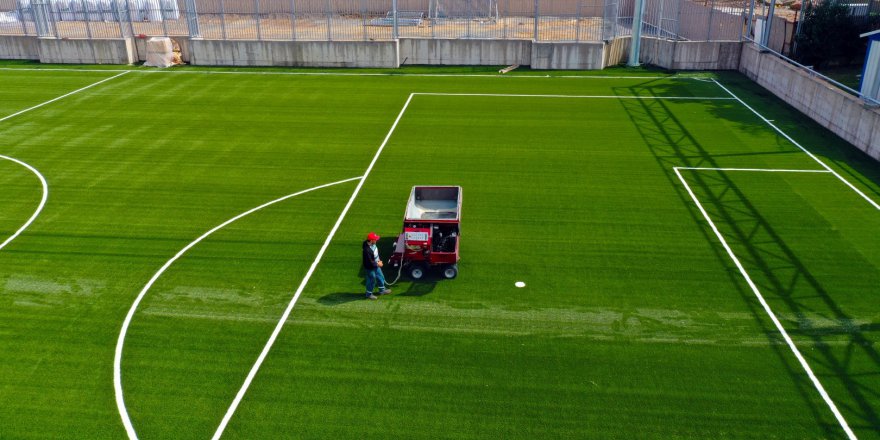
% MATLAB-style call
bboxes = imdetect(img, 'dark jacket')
[362,240,378,270]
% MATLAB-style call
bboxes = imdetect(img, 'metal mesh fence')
[0,0,749,42]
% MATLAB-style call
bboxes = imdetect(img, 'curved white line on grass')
[113,176,362,440]
[0,154,48,252]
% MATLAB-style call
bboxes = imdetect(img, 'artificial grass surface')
[0,66,878,439]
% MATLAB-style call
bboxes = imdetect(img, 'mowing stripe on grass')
[0,71,129,124]
[0,154,48,251]
[211,93,415,440]
[113,176,363,440]
[673,166,858,440]
[415,92,733,99]
[712,79,880,211]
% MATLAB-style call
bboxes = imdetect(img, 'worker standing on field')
[363,232,391,300]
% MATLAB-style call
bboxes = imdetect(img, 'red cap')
[367,232,380,241]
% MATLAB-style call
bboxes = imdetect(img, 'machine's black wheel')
[442,264,458,279]
[409,264,426,280]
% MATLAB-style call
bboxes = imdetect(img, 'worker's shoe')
[379,288,392,295]
[365,294,378,300]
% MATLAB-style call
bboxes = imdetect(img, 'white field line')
[712,79,880,211]
[415,92,733,99]
[0,71,129,124]
[676,166,831,173]
[673,166,858,440]
[0,155,48,251]
[112,175,363,440]
[0,67,702,80]
[210,93,416,440]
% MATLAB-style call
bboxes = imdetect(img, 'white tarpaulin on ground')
[144,37,173,68]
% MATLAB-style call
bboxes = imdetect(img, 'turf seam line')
[711,79,880,211]
[0,154,48,252]
[112,176,363,440]
[211,93,416,440]
[676,167,831,173]
[0,67,702,79]
[674,166,858,440]
[414,92,733,99]
[0,71,129,124]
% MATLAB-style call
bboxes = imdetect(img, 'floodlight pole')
[628,0,646,66]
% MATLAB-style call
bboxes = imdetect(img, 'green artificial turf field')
[0,64,879,439]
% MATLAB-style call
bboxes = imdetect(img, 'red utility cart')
[389,186,461,280]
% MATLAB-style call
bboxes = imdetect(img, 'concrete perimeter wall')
[399,39,530,66]
[38,38,137,64]
[739,43,880,161]
[640,38,741,70]
[188,40,399,68]
[531,42,606,70]
[0,36,41,59]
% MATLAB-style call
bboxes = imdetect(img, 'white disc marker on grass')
[515,281,526,288]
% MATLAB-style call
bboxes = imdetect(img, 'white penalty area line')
[676,166,831,173]
[0,155,48,252]
[674,166,858,440]
[0,71,129,124]
[113,175,363,440]
[712,79,880,211]
[210,93,416,440]
[415,92,733,100]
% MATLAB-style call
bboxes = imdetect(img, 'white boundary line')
[113,175,363,440]
[415,92,734,100]
[0,155,48,251]
[0,71,129,124]
[674,166,858,440]
[210,93,414,439]
[711,79,880,211]
[0,67,702,80]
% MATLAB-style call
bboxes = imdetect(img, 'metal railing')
[744,36,880,106]
[0,0,752,42]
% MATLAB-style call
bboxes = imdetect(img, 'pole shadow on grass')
[615,78,880,436]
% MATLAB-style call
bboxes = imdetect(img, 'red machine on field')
[388,186,462,280]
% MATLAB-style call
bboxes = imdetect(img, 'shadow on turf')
[617,77,880,436]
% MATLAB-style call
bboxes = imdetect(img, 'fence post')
[185,0,200,37]
[392,0,398,39]
[502,0,509,39]
[289,0,296,40]
[326,0,332,41]
[746,0,755,39]
[158,0,170,37]
[762,0,776,47]
[706,0,715,40]
[80,0,94,38]
[31,0,52,37]
[254,0,261,40]
[466,0,471,38]
[533,0,539,40]
[576,0,582,42]
[219,0,227,39]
